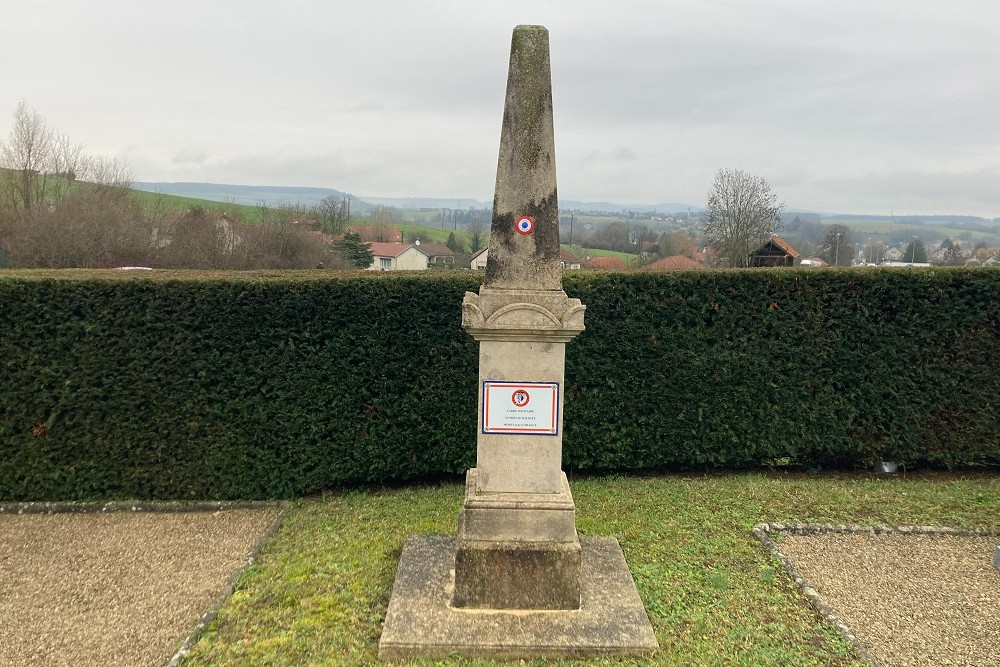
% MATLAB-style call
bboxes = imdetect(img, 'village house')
[368,243,428,271]
[470,247,488,270]
[412,241,455,266]
[748,235,799,267]
[559,248,583,269]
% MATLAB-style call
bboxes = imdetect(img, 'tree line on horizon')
[4,102,994,271]
[0,103,385,269]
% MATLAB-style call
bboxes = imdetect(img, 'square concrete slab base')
[378,535,658,660]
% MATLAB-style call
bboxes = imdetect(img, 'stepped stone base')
[378,536,659,660]
[453,468,580,609]
[453,537,581,609]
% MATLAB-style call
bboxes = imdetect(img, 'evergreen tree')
[446,231,464,253]
[332,231,374,268]
[903,238,928,263]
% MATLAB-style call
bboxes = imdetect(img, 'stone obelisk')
[378,26,657,659]
[453,24,585,610]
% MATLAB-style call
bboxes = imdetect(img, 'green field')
[563,244,638,263]
[826,219,997,242]
[129,188,265,222]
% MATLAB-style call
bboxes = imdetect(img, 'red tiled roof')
[368,242,412,258]
[644,255,704,271]
[559,248,583,264]
[765,235,800,259]
[414,243,453,257]
[587,256,626,270]
[349,225,402,243]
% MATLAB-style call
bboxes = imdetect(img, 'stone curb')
[167,505,289,667]
[0,500,282,514]
[752,522,1000,667]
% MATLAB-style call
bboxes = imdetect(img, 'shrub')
[1,268,997,500]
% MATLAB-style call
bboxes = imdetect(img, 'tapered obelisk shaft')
[485,25,561,291]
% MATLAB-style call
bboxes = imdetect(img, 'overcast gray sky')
[3,1,998,216]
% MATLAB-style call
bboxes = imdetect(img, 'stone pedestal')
[461,287,584,493]
[454,469,580,609]
[452,287,584,610]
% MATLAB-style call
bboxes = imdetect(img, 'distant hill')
[358,196,491,210]
[560,200,701,214]
[132,183,706,216]
[132,182,995,229]
[825,213,996,228]
[134,182,375,215]
[357,196,704,214]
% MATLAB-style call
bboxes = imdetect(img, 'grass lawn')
[183,472,998,666]
[563,244,639,263]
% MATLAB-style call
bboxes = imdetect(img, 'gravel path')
[0,508,281,667]
[779,532,1000,667]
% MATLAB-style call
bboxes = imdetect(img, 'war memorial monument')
[378,25,658,659]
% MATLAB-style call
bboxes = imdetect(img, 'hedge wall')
[1,268,998,500]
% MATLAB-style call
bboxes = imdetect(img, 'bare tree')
[0,102,130,215]
[84,155,133,190]
[702,168,784,268]
[46,130,86,202]
[861,239,888,265]
[656,231,697,258]
[0,186,155,267]
[370,205,395,242]
[815,224,855,266]
[0,101,54,212]
[314,195,349,235]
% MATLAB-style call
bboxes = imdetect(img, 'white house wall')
[395,247,429,270]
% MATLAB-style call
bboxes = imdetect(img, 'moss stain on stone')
[503,26,552,171]
[484,25,561,291]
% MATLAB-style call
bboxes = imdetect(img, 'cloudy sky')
[3,1,998,216]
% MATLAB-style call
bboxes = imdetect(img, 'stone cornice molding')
[462,289,585,342]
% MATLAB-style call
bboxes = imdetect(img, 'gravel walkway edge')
[0,500,289,667]
[752,523,1000,667]
[0,500,283,515]
[166,506,288,667]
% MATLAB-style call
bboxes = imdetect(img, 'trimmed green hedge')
[1,268,998,500]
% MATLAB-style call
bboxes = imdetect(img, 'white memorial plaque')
[482,381,559,435]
